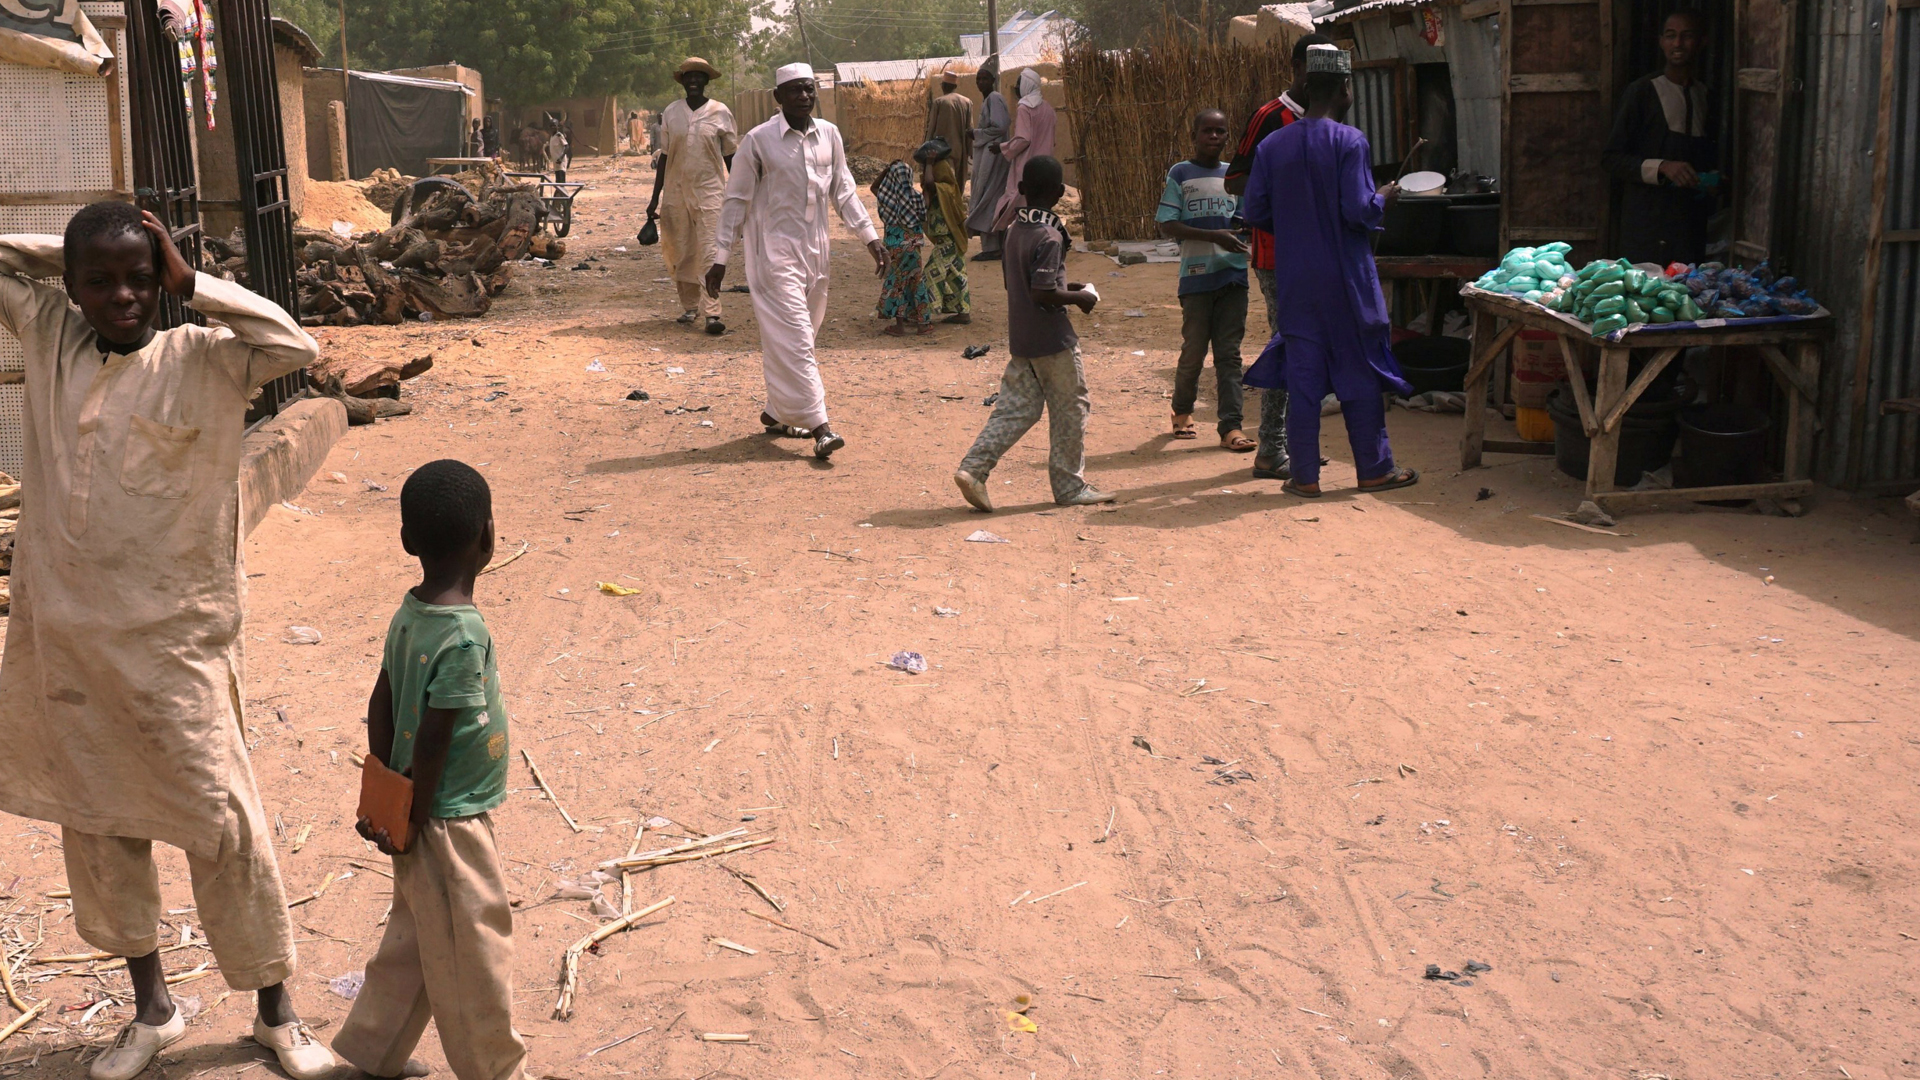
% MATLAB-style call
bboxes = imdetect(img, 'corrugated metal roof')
[834,57,963,85]
[1314,0,1460,26]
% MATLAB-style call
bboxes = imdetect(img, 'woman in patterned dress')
[917,141,972,324]
[871,161,935,336]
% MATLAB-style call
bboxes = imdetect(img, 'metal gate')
[124,0,202,331]
[217,0,304,418]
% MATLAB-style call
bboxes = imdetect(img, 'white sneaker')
[954,469,994,512]
[90,1008,185,1080]
[252,1017,337,1080]
[1058,486,1115,506]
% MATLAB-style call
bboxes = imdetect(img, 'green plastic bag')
[1624,269,1648,293]
[1594,296,1627,317]
[1590,281,1626,299]
[1590,266,1626,286]
[1538,242,1573,255]
[1678,297,1704,321]
[1650,306,1675,323]
[1591,313,1629,336]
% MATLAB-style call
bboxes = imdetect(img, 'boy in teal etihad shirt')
[1156,108,1253,452]
[335,459,528,1080]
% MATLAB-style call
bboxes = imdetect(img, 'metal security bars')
[217,0,305,418]
[125,0,203,332]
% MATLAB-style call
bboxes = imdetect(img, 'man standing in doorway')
[706,64,887,461]
[926,67,973,192]
[1225,31,1332,480]
[648,57,738,335]
[1601,10,1718,266]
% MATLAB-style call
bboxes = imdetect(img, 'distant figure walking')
[647,57,737,335]
[965,60,1010,261]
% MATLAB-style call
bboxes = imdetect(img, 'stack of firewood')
[288,175,564,326]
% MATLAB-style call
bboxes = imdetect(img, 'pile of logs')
[291,175,564,327]
[0,471,19,615]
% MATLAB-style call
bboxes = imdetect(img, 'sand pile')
[300,180,390,234]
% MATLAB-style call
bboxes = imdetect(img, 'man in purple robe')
[1242,43,1419,497]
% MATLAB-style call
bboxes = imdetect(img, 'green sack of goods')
[1591,313,1630,336]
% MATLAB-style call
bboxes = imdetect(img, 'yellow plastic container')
[1515,405,1555,442]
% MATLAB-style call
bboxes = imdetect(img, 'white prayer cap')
[1304,43,1351,74]
[774,62,814,87]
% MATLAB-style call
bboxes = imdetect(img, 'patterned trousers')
[959,348,1091,503]
[1254,268,1290,464]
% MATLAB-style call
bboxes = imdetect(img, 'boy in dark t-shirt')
[955,156,1114,512]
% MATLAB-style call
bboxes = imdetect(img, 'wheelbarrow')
[505,171,586,238]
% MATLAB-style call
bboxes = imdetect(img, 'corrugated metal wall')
[1858,3,1918,486]
[1351,63,1404,167]
[1783,0,1917,489]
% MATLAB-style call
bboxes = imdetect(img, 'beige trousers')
[661,204,722,318]
[333,815,526,1080]
[674,278,720,319]
[61,779,295,991]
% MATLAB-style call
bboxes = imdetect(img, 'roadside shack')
[1310,0,1914,512]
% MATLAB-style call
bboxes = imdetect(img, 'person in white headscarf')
[989,69,1059,240]
[706,64,886,460]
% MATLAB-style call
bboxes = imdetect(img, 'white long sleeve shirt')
[714,114,878,273]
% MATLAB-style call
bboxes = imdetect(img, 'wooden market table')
[1459,286,1831,513]
[423,156,496,175]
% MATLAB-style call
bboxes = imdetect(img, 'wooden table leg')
[1585,346,1631,500]
[1784,338,1820,482]
[1461,309,1495,469]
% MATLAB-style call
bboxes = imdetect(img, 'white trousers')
[745,247,832,430]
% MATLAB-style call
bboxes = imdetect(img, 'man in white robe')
[705,62,885,460]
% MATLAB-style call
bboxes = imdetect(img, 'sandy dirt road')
[3,156,1918,1080]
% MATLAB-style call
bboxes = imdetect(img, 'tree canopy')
[287,0,767,106]
[755,0,990,72]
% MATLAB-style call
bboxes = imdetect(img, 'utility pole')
[336,0,349,117]
[797,0,814,70]
[987,0,999,59]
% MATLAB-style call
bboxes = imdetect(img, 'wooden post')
[1461,308,1494,468]
[987,0,1000,60]
[1584,346,1630,498]
[1784,338,1821,481]
[327,100,349,181]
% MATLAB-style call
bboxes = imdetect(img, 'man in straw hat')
[1241,43,1419,497]
[925,66,973,191]
[706,64,885,460]
[647,56,738,335]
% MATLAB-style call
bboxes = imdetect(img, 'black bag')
[637,219,659,246]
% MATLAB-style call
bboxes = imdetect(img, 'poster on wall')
[0,0,115,75]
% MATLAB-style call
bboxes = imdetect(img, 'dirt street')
[3,156,1918,1080]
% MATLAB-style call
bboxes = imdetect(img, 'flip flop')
[1171,416,1198,440]
[1220,431,1255,452]
[1358,467,1420,493]
[1282,481,1323,498]
[1251,461,1291,481]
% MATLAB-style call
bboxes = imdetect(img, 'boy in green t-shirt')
[334,459,528,1080]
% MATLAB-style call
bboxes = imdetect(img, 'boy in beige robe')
[0,203,332,1080]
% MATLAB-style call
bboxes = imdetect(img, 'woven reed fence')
[1063,36,1299,240]
[837,80,933,164]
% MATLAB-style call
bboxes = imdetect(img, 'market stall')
[1459,248,1830,514]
